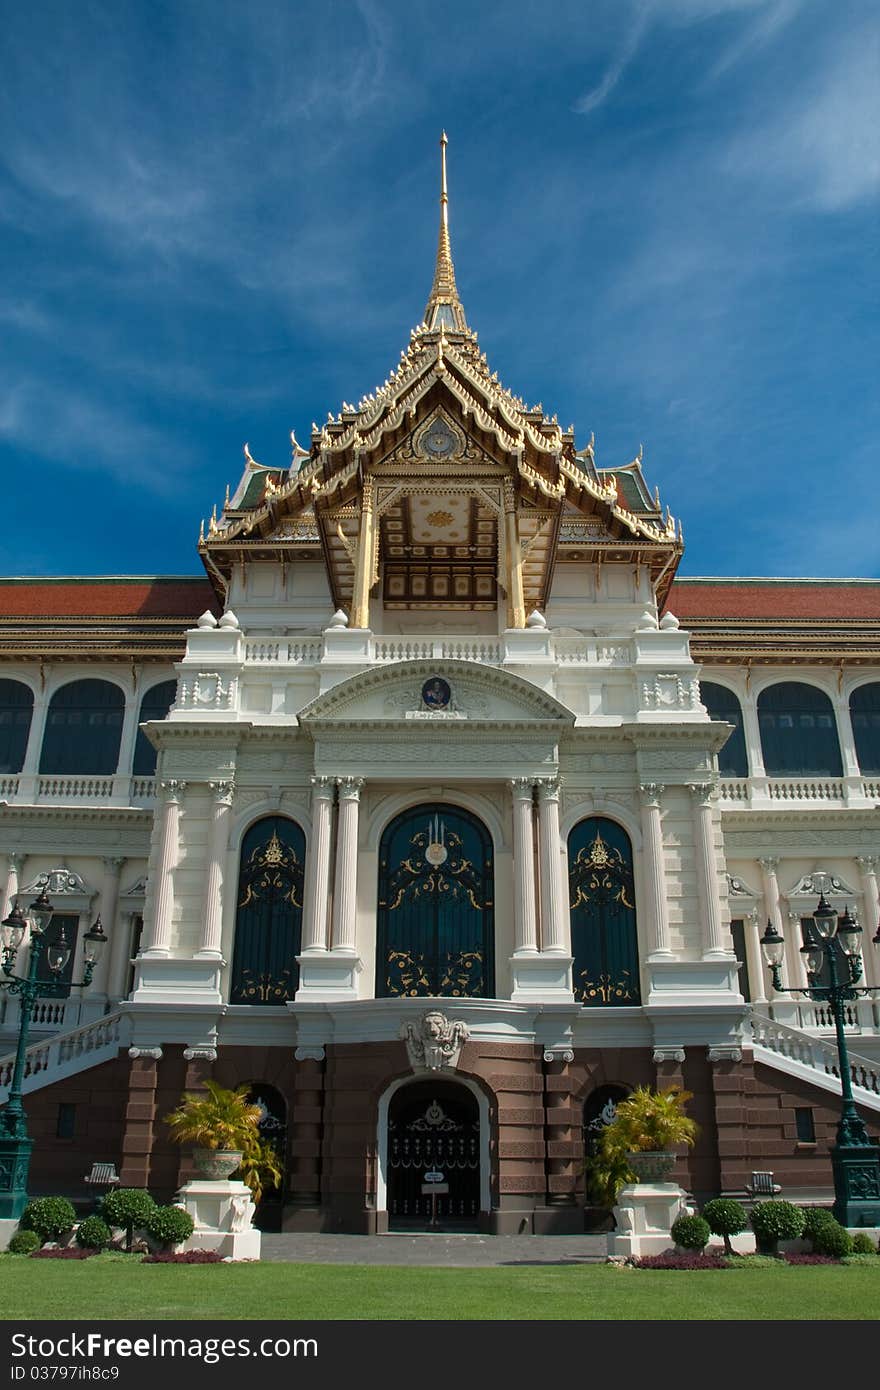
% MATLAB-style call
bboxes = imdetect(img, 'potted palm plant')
[598,1085,698,1185]
[165,1080,263,1180]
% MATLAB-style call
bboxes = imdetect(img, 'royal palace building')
[1,140,879,1233]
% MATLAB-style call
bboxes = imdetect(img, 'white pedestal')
[510,952,575,1002]
[295,949,361,1001]
[0,1219,19,1251]
[607,1182,690,1257]
[175,1179,261,1260]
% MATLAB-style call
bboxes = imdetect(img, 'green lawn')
[1,1256,878,1320]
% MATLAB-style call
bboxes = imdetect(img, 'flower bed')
[142,1250,223,1264]
[31,1247,97,1260]
[633,1251,729,1270]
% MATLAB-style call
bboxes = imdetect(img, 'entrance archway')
[385,1079,481,1230]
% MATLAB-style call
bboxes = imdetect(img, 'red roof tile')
[0,578,218,620]
[669,580,880,621]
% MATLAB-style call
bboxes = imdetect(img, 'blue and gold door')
[376,804,494,998]
[568,817,641,1006]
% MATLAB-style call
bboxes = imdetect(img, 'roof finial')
[424,131,467,332]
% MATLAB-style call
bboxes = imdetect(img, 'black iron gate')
[387,1082,480,1229]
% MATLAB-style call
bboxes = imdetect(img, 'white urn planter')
[192,1148,243,1180]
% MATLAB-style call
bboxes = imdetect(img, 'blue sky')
[1,0,877,579]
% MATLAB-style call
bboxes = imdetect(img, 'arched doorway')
[386,1079,481,1230]
[376,804,494,998]
[247,1083,287,1233]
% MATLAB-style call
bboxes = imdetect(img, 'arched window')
[569,817,640,1006]
[700,681,748,777]
[0,679,34,774]
[850,682,880,774]
[132,680,177,776]
[757,682,842,777]
[376,804,494,999]
[230,816,305,1004]
[39,679,124,775]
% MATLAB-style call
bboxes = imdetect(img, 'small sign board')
[421,1183,449,1195]
[424,1170,445,1183]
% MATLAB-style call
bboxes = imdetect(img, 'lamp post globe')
[0,892,108,1220]
[761,894,880,1229]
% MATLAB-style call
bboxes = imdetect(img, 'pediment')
[299,659,574,730]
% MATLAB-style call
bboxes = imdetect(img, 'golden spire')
[424,132,468,332]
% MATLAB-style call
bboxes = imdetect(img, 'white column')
[741,689,766,777]
[115,683,142,790]
[197,780,235,958]
[510,779,538,953]
[1,851,23,922]
[536,778,568,953]
[102,856,128,998]
[689,783,729,959]
[743,908,768,1005]
[759,856,805,992]
[143,779,186,955]
[639,784,672,958]
[834,694,861,778]
[18,687,47,801]
[856,856,880,988]
[301,777,334,952]
[331,777,362,952]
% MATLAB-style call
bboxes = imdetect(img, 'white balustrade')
[749,1011,880,1097]
[37,777,115,800]
[0,1012,127,1097]
[129,777,157,801]
[767,779,844,802]
[0,775,20,798]
[717,778,749,802]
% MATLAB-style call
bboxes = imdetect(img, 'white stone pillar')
[759,856,805,993]
[639,784,672,958]
[536,778,568,953]
[741,688,766,776]
[743,908,768,1006]
[1,851,23,922]
[834,694,861,778]
[115,683,142,791]
[331,777,362,952]
[856,856,880,988]
[300,777,334,953]
[689,783,729,959]
[510,779,538,954]
[102,856,129,998]
[143,779,186,955]
[197,780,235,958]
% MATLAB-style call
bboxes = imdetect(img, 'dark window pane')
[132,681,177,776]
[851,683,880,774]
[0,679,33,773]
[699,682,748,777]
[795,1108,816,1143]
[56,1103,76,1139]
[39,680,125,775]
[757,683,842,776]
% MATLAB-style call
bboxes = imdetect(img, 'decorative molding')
[639,783,665,807]
[182,1047,218,1061]
[336,777,364,801]
[785,869,858,899]
[726,873,760,900]
[707,1046,743,1063]
[652,1047,686,1063]
[209,780,235,806]
[535,776,561,803]
[128,1046,163,1060]
[160,779,187,802]
[856,856,879,874]
[688,782,715,805]
[310,775,335,798]
[401,1011,469,1071]
[543,1048,574,1064]
[20,866,97,900]
[294,1046,326,1062]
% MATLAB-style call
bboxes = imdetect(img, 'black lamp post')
[760,894,880,1227]
[0,890,108,1219]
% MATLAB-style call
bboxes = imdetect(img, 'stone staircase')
[0,1010,130,1102]
[749,1011,880,1112]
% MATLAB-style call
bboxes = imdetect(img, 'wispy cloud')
[0,376,191,494]
[722,24,880,210]
[573,3,650,114]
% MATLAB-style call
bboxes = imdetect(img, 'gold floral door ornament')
[231,816,305,1004]
[568,818,640,1006]
[377,805,494,998]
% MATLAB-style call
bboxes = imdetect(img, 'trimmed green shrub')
[801,1207,838,1247]
[20,1197,77,1242]
[749,1200,805,1253]
[812,1221,853,1258]
[671,1213,710,1251]
[722,1253,780,1268]
[843,1253,879,1265]
[702,1198,748,1253]
[146,1205,194,1249]
[8,1229,41,1255]
[850,1232,878,1255]
[100,1189,156,1252]
[75,1216,112,1251]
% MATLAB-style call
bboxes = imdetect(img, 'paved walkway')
[260,1233,609,1265]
